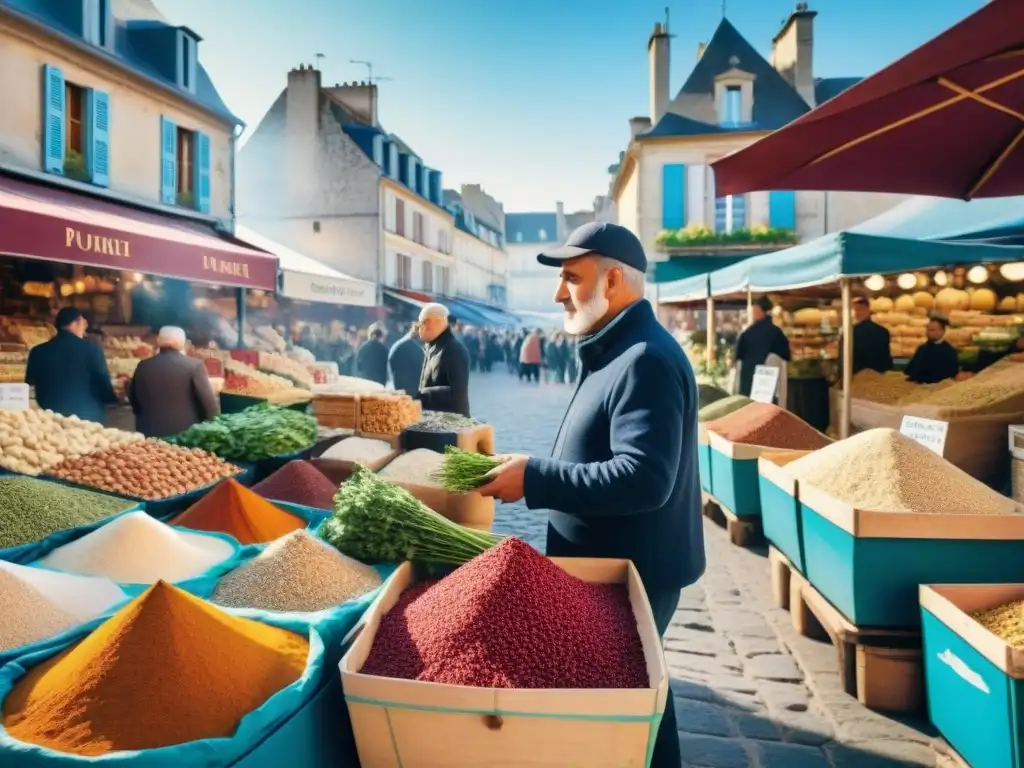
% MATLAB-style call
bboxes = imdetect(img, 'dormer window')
[83,0,113,49]
[372,134,385,168]
[176,29,199,94]
[720,86,742,126]
[714,69,755,127]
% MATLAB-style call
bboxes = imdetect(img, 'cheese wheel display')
[969,288,998,312]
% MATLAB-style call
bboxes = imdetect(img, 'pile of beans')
[705,402,830,450]
[251,460,338,509]
[359,537,649,689]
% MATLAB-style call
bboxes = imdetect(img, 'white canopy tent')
[234,226,376,307]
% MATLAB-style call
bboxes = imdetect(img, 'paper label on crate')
[750,365,780,403]
[1009,425,1024,457]
[936,649,989,694]
[0,383,29,411]
[899,415,948,457]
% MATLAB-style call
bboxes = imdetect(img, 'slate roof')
[443,190,502,246]
[814,76,862,105]
[505,213,558,244]
[1,0,240,125]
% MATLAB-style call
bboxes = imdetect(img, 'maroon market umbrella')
[712,0,1024,200]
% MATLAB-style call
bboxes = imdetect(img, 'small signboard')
[750,365,781,404]
[0,383,29,411]
[900,415,949,457]
[1009,425,1024,460]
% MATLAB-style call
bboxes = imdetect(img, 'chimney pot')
[648,18,671,124]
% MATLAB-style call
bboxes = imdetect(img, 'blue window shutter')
[87,89,110,187]
[769,190,796,230]
[661,163,686,229]
[42,65,66,175]
[194,131,211,213]
[160,116,177,204]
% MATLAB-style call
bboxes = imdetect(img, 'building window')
[437,265,450,295]
[538,228,548,241]
[177,32,197,93]
[176,127,195,207]
[438,230,448,254]
[515,232,523,242]
[396,254,412,288]
[422,262,433,292]
[719,85,742,126]
[395,199,405,237]
[714,194,747,233]
[64,82,86,180]
[413,212,424,245]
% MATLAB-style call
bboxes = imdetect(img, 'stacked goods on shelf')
[103,336,153,359]
[378,448,495,530]
[777,428,1024,627]
[0,318,54,349]
[0,476,137,558]
[0,350,26,383]
[311,377,386,429]
[781,307,840,363]
[704,403,830,519]
[254,325,287,352]
[168,404,317,462]
[358,393,421,436]
[0,410,144,477]
[401,411,494,454]
[309,361,338,385]
[48,441,241,502]
[223,360,311,405]
[170,479,309,545]
[0,582,317,763]
[340,538,667,767]
[258,353,315,389]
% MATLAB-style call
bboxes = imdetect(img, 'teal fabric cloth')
[0,504,144,565]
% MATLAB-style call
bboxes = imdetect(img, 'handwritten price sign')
[0,383,29,411]
[900,415,949,457]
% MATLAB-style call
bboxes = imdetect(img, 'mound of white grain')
[377,449,444,487]
[37,511,235,583]
[212,529,382,613]
[321,436,393,464]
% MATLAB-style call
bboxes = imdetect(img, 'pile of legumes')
[785,428,1022,516]
[251,460,337,509]
[698,395,752,423]
[698,385,730,410]
[404,411,481,434]
[37,511,236,583]
[377,449,445,487]
[360,537,648,689]
[705,402,831,450]
[171,478,306,544]
[971,599,1024,648]
[319,436,394,464]
[213,530,382,613]
[0,476,135,549]
[2,581,309,755]
[0,561,126,652]
[48,441,240,500]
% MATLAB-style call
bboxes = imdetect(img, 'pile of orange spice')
[170,478,306,544]
[2,581,309,755]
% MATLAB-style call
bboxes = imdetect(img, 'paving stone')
[734,711,783,742]
[665,624,735,654]
[826,740,937,767]
[756,741,830,768]
[746,653,804,683]
[756,680,813,713]
[697,674,760,695]
[774,712,835,747]
[731,635,788,659]
[674,697,735,738]
[711,608,776,639]
[678,734,751,768]
[665,649,743,677]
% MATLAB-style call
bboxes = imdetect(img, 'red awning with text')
[0,175,278,290]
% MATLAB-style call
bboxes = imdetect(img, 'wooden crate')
[313,394,361,431]
[768,546,791,610]
[381,477,494,532]
[702,492,762,548]
[781,557,924,714]
[340,558,669,768]
[310,436,399,486]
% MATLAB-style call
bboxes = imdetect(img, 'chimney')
[648,21,670,124]
[555,201,567,242]
[629,116,652,139]
[324,81,378,126]
[771,3,817,108]
[697,42,706,61]
[285,64,322,206]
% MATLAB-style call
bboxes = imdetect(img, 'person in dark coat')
[128,326,220,438]
[477,222,701,768]
[734,296,791,397]
[417,303,471,416]
[905,317,959,385]
[25,307,118,423]
[356,326,389,385]
[850,297,894,373]
[388,326,425,396]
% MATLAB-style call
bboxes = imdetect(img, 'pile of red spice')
[359,537,649,689]
[705,402,831,451]
[251,460,338,510]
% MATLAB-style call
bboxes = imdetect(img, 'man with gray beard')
[478,222,704,767]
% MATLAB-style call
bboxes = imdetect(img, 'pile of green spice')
[432,447,502,493]
[0,477,136,550]
[405,411,482,433]
[699,394,752,423]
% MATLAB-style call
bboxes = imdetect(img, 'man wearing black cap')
[734,296,791,398]
[478,221,703,767]
[25,307,118,423]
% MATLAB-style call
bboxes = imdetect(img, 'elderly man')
[417,303,471,416]
[478,221,703,768]
[128,326,220,437]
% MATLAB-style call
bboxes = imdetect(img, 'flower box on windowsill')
[176,191,195,209]
[63,150,89,183]
[655,225,798,253]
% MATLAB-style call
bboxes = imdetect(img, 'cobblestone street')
[469,371,941,768]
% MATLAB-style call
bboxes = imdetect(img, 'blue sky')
[157,0,985,214]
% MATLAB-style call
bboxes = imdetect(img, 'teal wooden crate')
[800,484,1024,628]
[757,452,809,573]
[921,584,1024,768]
[707,433,786,518]
[698,443,712,494]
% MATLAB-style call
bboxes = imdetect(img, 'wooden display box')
[310,436,400,487]
[313,394,361,431]
[757,451,811,572]
[340,559,669,768]
[381,476,494,531]
[920,584,1024,768]
[400,423,496,456]
[800,482,1024,627]
[707,432,812,519]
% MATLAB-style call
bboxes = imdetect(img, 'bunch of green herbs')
[167,403,317,461]
[431,446,502,493]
